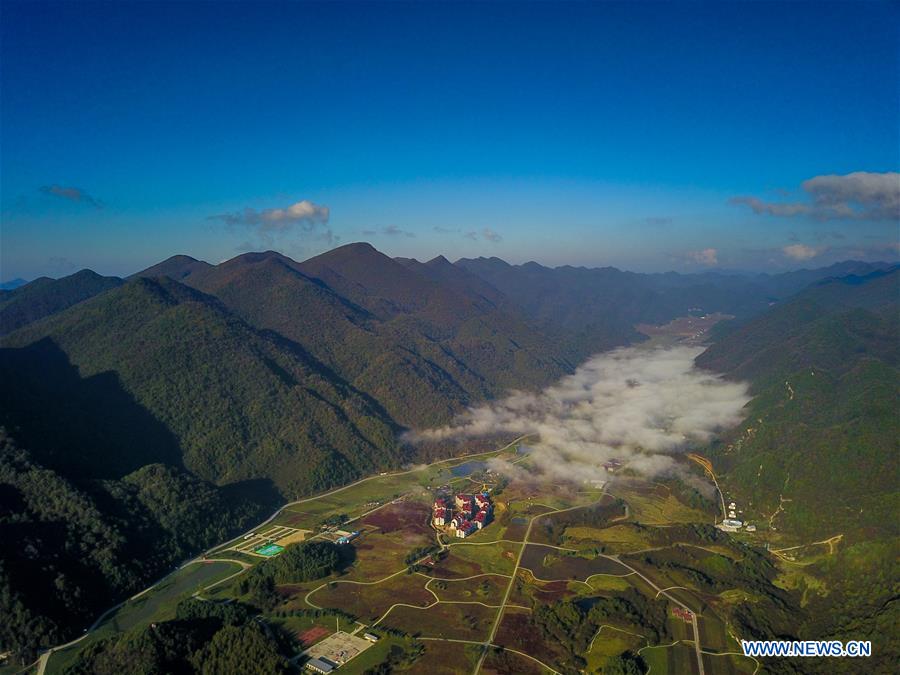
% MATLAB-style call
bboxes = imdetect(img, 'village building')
[305,657,336,674]
[454,494,475,515]
[437,493,494,536]
[455,520,477,538]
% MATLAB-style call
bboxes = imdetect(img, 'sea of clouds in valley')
[415,345,751,484]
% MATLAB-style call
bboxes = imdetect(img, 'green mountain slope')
[0,428,264,663]
[179,245,571,427]
[0,269,123,336]
[1,276,400,497]
[689,269,899,674]
[697,268,899,540]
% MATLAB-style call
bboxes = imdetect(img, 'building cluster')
[602,458,623,473]
[717,500,755,532]
[432,492,493,538]
[672,606,694,623]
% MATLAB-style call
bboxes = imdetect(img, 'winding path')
[29,437,531,675]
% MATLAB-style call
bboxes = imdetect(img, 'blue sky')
[2,1,898,280]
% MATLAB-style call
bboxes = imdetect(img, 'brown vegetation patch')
[429,574,508,603]
[494,608,564,668]
[482,648,545,675]
[362,500,432,536]
[520,544,628,581]
[381,602,496,642]
[407,639,478,674]
[297,625,331,646]
[508,572,574,606]
[311,574,433,622]
[428,552,484,579]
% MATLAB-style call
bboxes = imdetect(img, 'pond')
[450,460,488,477]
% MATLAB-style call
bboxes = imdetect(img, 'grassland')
[46,561,241,674]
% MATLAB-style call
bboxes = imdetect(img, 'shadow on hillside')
[219,477,284,513]
[0,337,185,479]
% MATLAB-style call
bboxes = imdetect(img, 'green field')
[46,561,241,674]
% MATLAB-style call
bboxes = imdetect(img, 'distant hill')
[697,267,899,540]
[455,257,893,359]
[0,278,28,291]
[0,269,123,336]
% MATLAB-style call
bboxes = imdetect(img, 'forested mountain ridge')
[131,254,212,282]
[694,268,899,674]
[1,276,401,496]
[455,256,894,359]
[0,269,123,336]
[697,267,899,540]
[172,245,572,427]
[1,244,897,668]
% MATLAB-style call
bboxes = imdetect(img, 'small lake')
[450,460,488,477]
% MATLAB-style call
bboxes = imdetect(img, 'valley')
[27,433,810,675]
[0,248,896,675]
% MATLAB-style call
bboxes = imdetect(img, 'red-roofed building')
[455,520,477,538]
[454,494,475,514]
[432,508,449,527]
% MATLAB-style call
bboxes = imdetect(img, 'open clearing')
[303,630,373,667]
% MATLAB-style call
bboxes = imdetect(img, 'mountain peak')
[426,255,453,267]
[225,250,298,266]
[134,254,211,281]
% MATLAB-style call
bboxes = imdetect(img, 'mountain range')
[0,243,896,663]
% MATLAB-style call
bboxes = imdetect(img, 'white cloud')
[411,345,750,484]
[730,171,900,221]
[782,243,821,260]
[803,172,899,220]
[685,248,718,266]
[209,199,333,248]
[210,199,329,229]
